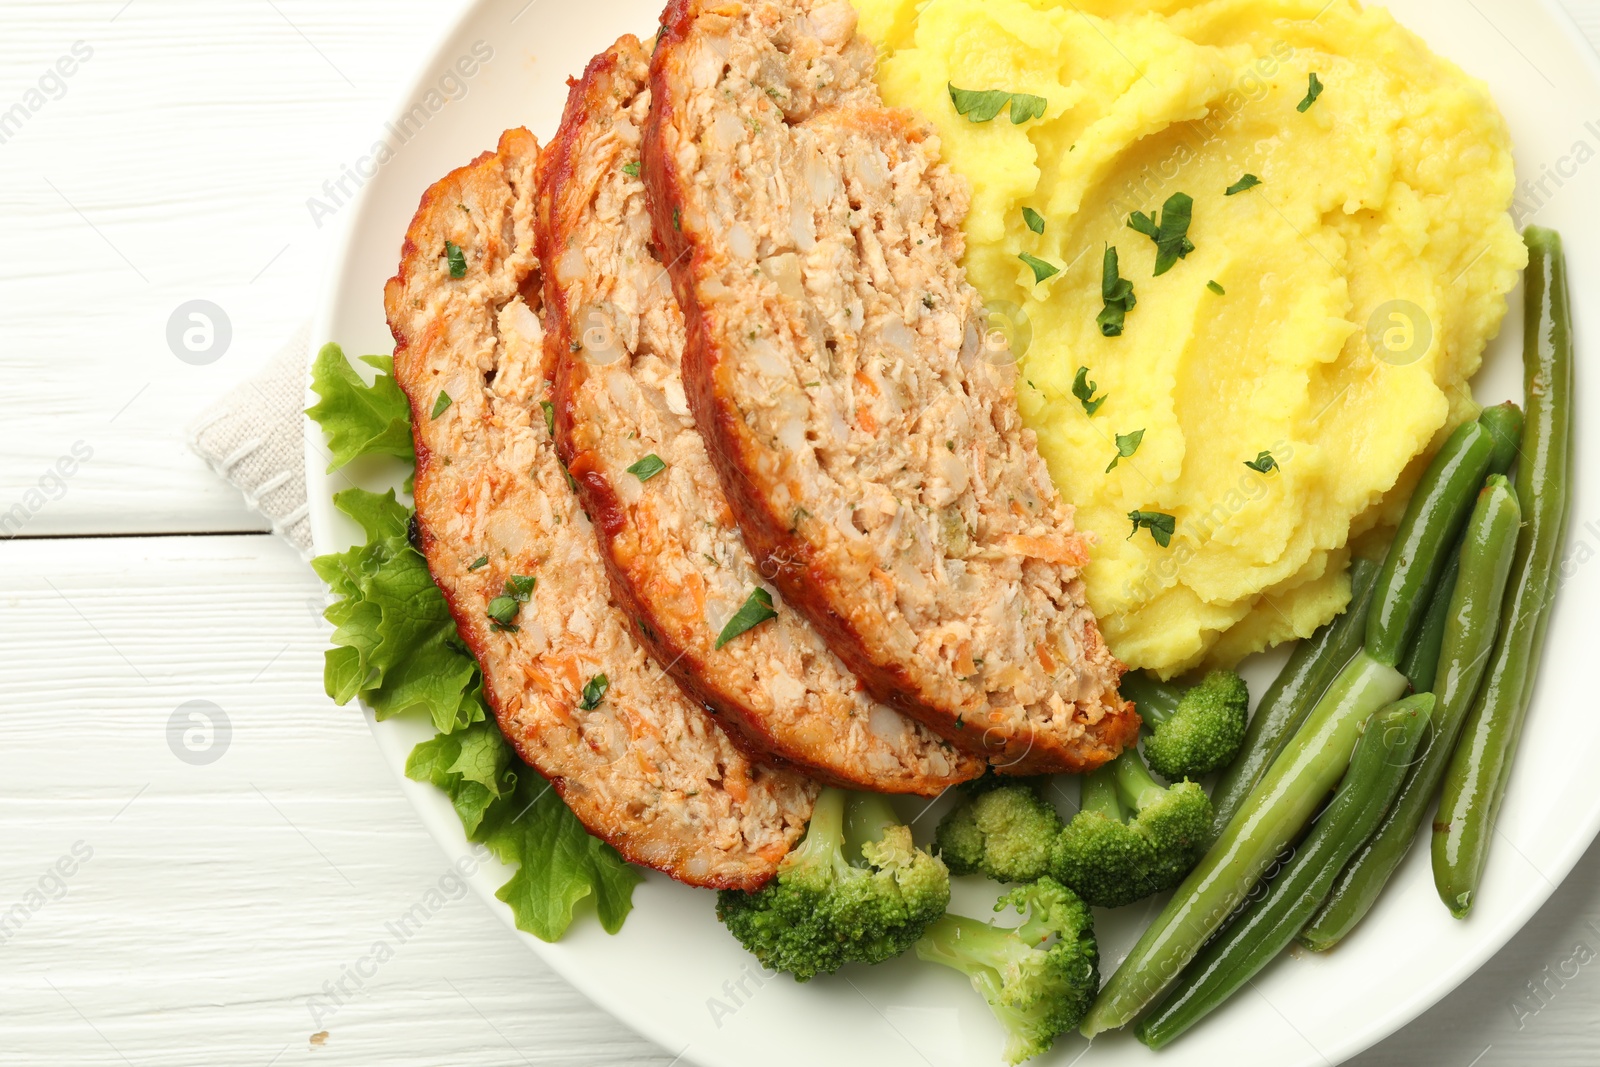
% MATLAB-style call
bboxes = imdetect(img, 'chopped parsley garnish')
[1127,510,1177,548]
[715,587,778,649]
[1008,92,1047,124]
[1244,450,1279,474]
[579,674,609,710]
[622,161,641,177]
[540,400,555,436]
[467,555,489,571]
[1018,252,1060,285]
[485,575,536,631]
[947,83,1047,124]
[1072,366,1107,417]
[1105,429,1145,472]
[1297,73,1323,113]
[1022,207,1046,234]
[672,207,681,231]
[626,454,667,482]
[431,390,453,419]
[445,241,467,278]
[1127,192,1195,276]
[1207,280,1226,296]
[1097,246,1137,336]
[486,595,520,629]
[1225,173,1261,196]
[948,84,1011,122]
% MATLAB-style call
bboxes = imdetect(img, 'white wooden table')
[3,2,1597,1064]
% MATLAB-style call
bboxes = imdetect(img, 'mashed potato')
[854,0,1525,676]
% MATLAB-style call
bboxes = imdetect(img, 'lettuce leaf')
[489,779,640,938]
[310,486,478,732]
[404,720,515,839]
[308,343,640,942]
[307,343,415,472]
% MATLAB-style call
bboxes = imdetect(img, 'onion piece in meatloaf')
[645,1,1138,774]
[383,127,815,889]
[540,38,981,795]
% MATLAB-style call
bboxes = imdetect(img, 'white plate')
[308,1,1598,1063]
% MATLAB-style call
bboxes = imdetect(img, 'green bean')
[1302,476,1521,950]
[1079,652,1407,1036]
[1434,227,1573,918]
[1366,420,1495,667]
[1137,694,1434,1048]
[1395,403,1522,695]
[1208,557,1381,838]
[1398,550,1458,694]
[1478,401,1526,477]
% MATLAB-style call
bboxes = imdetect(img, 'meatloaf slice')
[383,127,815,889]
[539,37,980,795]
[645,0,1137,774]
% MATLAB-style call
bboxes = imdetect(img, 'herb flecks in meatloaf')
[540,37,982,795]
[645,0,1137,774]
[384,125,816,889]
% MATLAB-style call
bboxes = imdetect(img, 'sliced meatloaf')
[539,37,980,795]
[383,127,815,888]
[644,0,1137,774]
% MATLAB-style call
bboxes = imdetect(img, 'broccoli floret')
[716,788,950,980]
[915,877,1099,1065]
[1050,748,1212,908]
[936,783,1063,883]
[1123,669,1248,781]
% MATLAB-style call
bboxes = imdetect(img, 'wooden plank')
[2,532,1600,1065]
[0,0,470,536]
[0,533,665,1065]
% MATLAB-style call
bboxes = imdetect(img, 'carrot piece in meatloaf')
[383,126,815,888]
[645,1,1137,773]
[540,37,982,794]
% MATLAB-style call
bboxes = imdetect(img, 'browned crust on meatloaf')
[537,37,981,795]
[383,126,815,888]
[644,0,1138,774]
